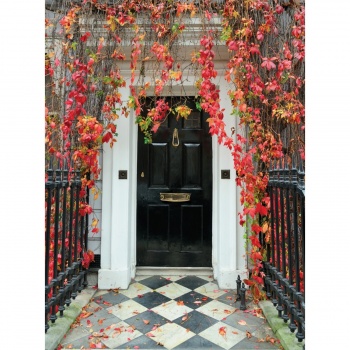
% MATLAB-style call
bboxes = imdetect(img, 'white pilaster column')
[213,73,248,288]
[98,84,133,289]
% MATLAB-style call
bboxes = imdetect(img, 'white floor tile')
[194,282,227,299]
[119,282,153,298]
[196,300,237,321]
[146,322,195,349]
[155,282,191,299]
[107,299,148,320]
[151,299,193,321]
[199,321,246,350]
[101,321,143,348]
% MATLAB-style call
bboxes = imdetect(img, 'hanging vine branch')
[45,0,305,300]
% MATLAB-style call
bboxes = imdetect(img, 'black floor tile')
[124,309,169,333]
[216,291,240,306]
[174,291,213,309]
[175,275,209,290]
[114,334,158,349]
[79,311,121,330]
[93,292,130,308]
[139,276,173,290]
[173,334,224,349]
[221,310,265,333]
[132,290,172,309]
[172,310,218,334]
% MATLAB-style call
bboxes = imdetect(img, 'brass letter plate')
[160,193,191,202]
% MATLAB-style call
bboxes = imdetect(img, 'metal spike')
[63,158,69,182]
[47,156,54,183]
[291,153,298,185]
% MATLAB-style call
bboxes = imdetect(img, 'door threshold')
[136,266,213,276]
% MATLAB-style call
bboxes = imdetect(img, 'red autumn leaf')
[86,319,93,328]
[80,32,91,42]
[256,203,268,216]
[227,40,239,51]
[251,224,262,234]
[243,206,256,218]
[261,57,276,70]
[177,300,184,306]
[102,132,113,143]
[219,326,226,337]
[98,318,105,325]
[249,235,262,248]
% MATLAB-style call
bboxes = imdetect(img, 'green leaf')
[71,42,78,51]
[195,101,202,111]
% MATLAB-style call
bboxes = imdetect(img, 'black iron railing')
[45,157,89,333]
[262,155,305,343]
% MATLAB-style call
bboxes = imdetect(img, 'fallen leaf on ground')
[258,338,265,342]
[80,311,93,319]
[98,318,105,325]
[238,320,247,326]
[104,324,116,331]
[194,301,202,304]
[86,320,93,328]
[224,309,232,314]
[182,314,188,321]
[177,300,184,305]
[202,297,208,301]
[146,332,155,337]
[219,326,227,338]
[103,301,112,306]
[232,331,239,334]
[246,331,252,338]
[143,319,150,325]
[137,294,144,298]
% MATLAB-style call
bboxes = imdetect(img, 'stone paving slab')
[259,301,305,350]
[45,288,97,350]
[55,276,283,350]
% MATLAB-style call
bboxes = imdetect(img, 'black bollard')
[236,275,242,300]
[240,283,247,310]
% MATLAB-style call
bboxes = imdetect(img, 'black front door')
[136,97,212,267]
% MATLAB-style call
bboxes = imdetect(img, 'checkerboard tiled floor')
[59,275,281,349]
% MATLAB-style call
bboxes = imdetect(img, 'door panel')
[137,97,212,267]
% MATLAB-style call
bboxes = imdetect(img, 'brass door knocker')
[172,128,180,147]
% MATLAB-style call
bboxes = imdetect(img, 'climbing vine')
[45,0,305,300]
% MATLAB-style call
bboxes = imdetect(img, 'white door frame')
[98,71,248,289]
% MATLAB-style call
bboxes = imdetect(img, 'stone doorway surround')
[98,70,248,289]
